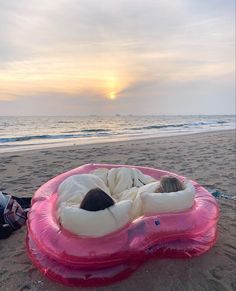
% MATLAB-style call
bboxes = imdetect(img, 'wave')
[216,120,227,124]
[0,132,111,143]
[127,120,227,131]
[63,129,110,134]
[57,121,74,124]
[80,129,110,132]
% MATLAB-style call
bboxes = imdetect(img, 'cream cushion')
[92,167,156,196]
[140,181,195,215]
[118,182,159,219]
[60,200,132,237]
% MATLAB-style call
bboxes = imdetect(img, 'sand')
[0,129,235,291]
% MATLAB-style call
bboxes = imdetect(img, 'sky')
[0,0,235,115]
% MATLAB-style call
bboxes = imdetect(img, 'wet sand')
[0,129,235,291]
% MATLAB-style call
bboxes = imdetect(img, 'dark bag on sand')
[0,192,27,230]
[4,197,27,230]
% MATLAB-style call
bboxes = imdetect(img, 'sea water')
[0,115,235,153]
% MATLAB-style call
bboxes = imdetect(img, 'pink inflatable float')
[26,164,219,287]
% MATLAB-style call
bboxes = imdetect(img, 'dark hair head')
[80,188,115,211]
[156,176,184,193]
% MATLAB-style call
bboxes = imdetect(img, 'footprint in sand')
[209,266,223,280]
[19,283,32,291]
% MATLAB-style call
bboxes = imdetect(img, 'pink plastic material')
[26,164,219,287]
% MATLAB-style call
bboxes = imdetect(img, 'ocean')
[0,115,235,153]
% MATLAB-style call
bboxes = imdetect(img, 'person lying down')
[90,168,195,218]
[57,167,155,215]
[57,167,195,237]
[57,172,133,237]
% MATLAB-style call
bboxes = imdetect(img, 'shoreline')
[0,128,234,156]
[0,129,235,291]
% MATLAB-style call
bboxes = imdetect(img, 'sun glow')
[0,57,135,101]
[109,92,116,100]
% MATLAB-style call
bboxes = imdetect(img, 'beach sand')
[0,129,235,291]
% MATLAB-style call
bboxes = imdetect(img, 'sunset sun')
[109,92,116,100]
